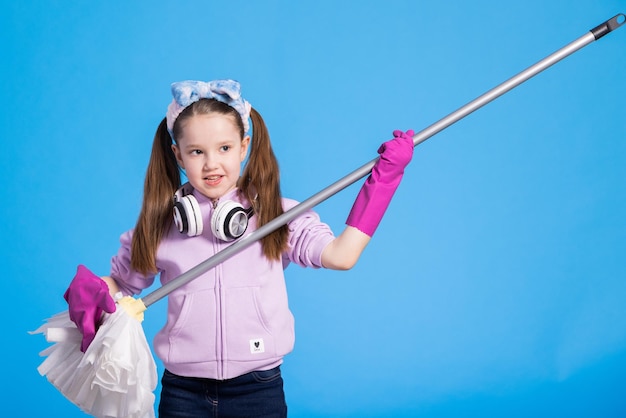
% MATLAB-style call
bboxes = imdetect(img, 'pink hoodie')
[109,187,334,380]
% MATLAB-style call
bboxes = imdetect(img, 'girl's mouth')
[204,175,222,186]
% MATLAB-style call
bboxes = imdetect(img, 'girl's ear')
[240,135,251,162]
[171,144,184,168]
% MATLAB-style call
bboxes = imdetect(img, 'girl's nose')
[203,153,218,170]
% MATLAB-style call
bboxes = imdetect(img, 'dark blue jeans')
[158,367,288,418]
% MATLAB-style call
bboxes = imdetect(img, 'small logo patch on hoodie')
[250,338,265,354]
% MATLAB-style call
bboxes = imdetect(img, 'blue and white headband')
[166,79,252,137]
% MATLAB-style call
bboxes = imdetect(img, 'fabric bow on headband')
[166,79,252,137]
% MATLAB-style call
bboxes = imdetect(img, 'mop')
[31,13,624,418]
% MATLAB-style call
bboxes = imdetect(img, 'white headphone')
[173,183,254,241]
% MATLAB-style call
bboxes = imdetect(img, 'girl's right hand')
[64,265,116,352]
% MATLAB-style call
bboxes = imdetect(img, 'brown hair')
[130,99,288,275]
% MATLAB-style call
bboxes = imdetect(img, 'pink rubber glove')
[64,264,116,352]
[346,129,414,236]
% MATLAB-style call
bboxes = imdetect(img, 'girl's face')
[172,113,249,202]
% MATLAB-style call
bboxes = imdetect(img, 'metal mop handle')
[141,13,625,308]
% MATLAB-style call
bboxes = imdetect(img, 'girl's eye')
[191,149,203,155]
[220,145,231,152]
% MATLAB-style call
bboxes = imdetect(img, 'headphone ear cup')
[173,201,189,234]
[174,194,203,237]
[211,200,249,241]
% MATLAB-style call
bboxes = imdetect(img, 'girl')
[64,79,414,417]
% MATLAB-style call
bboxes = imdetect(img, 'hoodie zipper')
[210,200,226,380]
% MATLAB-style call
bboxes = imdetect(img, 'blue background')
[3,1,626,416]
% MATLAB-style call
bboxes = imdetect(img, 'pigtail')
[131,118,181,274]
[240,108,289,260]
